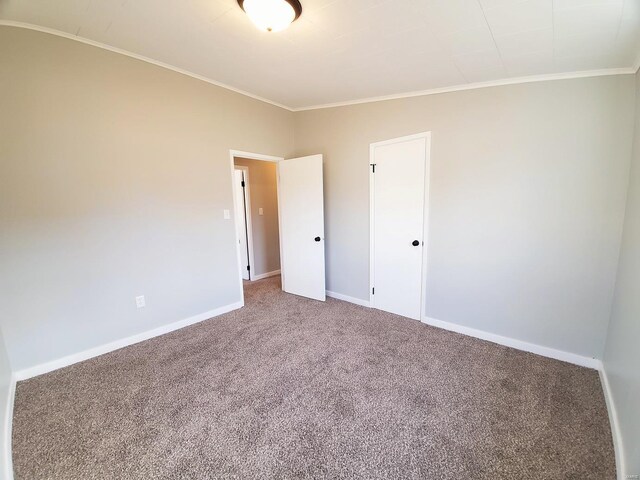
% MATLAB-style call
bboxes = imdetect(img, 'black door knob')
[315,236,321,242]
[412,240,420,246]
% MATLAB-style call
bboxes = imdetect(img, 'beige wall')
[234,158,280,277]
[603,71,640,476]
[2,22,639,477]
[294,75,635,358]
[0,24,637,373]
[0,26,294,371]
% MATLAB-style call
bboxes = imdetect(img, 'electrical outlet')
[135,295,146,309]
[223,209,230,219]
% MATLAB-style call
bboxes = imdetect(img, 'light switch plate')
[135,295,146,308]
[223,209,230,219]
[259,208,264,215]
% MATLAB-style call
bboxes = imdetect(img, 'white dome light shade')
[239,0,302,32]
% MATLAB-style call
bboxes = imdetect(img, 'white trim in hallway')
[251,270,281,281]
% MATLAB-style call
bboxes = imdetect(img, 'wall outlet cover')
[136,295,146,308]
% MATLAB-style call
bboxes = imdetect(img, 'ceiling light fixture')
[237,0,302,32]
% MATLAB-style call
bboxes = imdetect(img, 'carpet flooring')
[12,276,615,479]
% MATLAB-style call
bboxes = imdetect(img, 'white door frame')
[229,150,284,306]
[234,166,254,281]
[369,132,432,321]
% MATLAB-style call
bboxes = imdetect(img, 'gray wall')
[2,23,638,477]
[294,76,635,359]
[602,71,640,476]
[0,328,12,480]
[234,158,281,276]
[0,26,636,372]
[0,27,294,371]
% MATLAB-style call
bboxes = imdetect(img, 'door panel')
[278,154,326,301]
[234,169,250,281]
[372,137,427,320]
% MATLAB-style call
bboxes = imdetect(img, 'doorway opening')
[230,151,284,300]
[229,150,327,305]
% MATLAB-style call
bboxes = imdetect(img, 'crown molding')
[1,20,637,113]
[0,20,293,111]
[293,67,637,111]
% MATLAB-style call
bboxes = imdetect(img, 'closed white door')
[234,168,250,280]
[370,134,430,320]
[278,154,326,301]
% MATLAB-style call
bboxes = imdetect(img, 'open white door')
[278,154,326,301]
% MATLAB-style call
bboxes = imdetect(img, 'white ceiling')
[1,0,639,109]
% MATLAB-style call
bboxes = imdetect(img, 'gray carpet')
[12,276,615,479]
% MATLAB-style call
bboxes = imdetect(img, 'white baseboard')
[1,293,623,480]
[14,301,243,381]
[2,373,16,480]
[317,288,621,472]
[598,363,625,480]
[420,316,600,369]
[421,316,623,476]
[322,290,598,369]
[326,290,370,307]
[251,270,281,281]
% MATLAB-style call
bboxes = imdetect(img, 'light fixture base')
[238,0,302,32]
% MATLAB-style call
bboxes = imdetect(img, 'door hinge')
[371,164,376,173]
[241,180,245,187]
[372,287,375,295]
[247,265,250,271]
